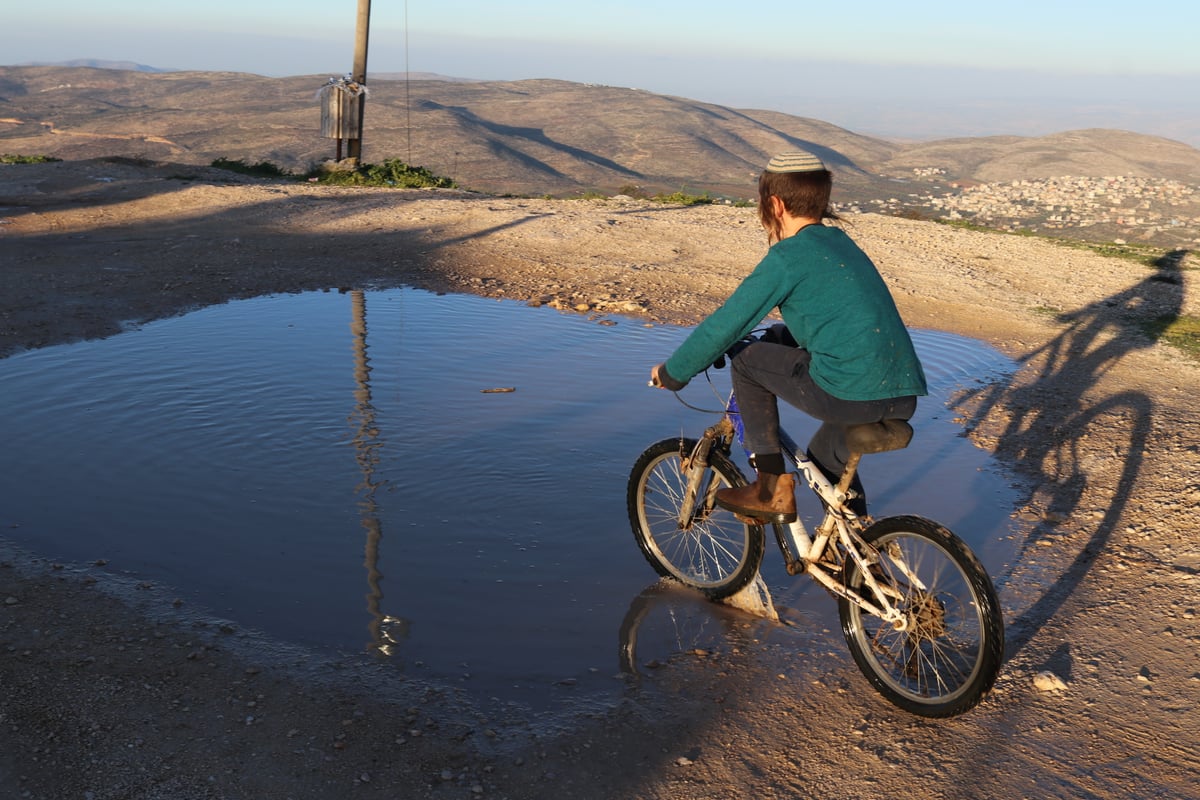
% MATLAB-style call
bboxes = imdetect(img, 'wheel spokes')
[861,534,984,699]
[643,460,747,586]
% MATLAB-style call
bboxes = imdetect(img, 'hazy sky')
[6,1,1199,145]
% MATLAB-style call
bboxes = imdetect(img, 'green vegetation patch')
[652,190,716,206]
[210,157,455,190]
[568,187,718,204]
[211,157,292,178]
[937,217,1187,269]
[563,190,609,201]
[936,218,1037,237]
[1055,239,1173,268]
[1144,314,1200,359]
[312,159,455,189]
[1,154,61,164]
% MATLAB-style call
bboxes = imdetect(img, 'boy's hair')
[758,169,838,240]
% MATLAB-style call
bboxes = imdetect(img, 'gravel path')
[2,159,1199,799]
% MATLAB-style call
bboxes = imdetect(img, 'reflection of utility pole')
[349,290,393,653]
[349,291,411,655]
[347,0,371,163]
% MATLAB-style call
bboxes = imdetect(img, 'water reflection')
[348,290,405,654]
[0,287,1019,708]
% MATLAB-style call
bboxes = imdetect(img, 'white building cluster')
[927,175,1200,242]
[838,173,1200,246]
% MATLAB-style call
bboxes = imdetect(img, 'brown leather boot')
[715,472,797,524]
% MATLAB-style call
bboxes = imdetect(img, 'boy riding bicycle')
[650,151,927,523]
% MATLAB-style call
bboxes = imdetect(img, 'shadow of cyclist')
[956,249,1187,657]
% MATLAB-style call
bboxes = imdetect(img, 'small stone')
[1033,671,1068,692]
[4,596,18,606]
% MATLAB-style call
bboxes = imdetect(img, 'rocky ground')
[2,158,1200,799]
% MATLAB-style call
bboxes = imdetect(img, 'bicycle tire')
[627,437,765,599]
[838,515,1004,717]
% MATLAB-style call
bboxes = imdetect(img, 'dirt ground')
[2,158,1200,799]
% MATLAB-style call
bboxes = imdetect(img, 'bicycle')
[626,342,1005,717]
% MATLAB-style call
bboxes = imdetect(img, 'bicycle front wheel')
[838,515,1004,717]
[627,438,765,599]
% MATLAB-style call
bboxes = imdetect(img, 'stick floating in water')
[480,387,516,393]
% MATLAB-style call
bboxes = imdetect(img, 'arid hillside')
[4,66,1200,201]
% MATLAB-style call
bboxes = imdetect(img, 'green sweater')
[664,224,927,401]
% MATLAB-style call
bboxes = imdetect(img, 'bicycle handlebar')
[650,325,792,388]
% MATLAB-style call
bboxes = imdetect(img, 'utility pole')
[347,0,371,163]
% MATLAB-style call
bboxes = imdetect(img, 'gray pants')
[730,340,917,508]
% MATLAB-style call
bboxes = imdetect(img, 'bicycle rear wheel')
[838,515,1004,717]
[627,438,765,599]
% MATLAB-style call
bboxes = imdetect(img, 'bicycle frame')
[692,392,922,631]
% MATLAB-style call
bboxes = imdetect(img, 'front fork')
[676,418,736,530]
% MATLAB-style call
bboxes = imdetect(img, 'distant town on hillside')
[844,173,1198,250]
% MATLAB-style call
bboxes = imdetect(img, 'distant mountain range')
[3,65,1199,219]
[16,59,173,73]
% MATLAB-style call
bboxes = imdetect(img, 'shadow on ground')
[957,249,1188,655]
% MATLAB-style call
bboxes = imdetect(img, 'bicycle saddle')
[846,419,913,454]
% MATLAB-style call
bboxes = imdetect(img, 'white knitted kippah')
[765,151,826,173]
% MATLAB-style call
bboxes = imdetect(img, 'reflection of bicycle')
[618,580,740,676]
[627,359,1005,717]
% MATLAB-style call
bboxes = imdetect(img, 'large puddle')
[0,287,1018,711]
